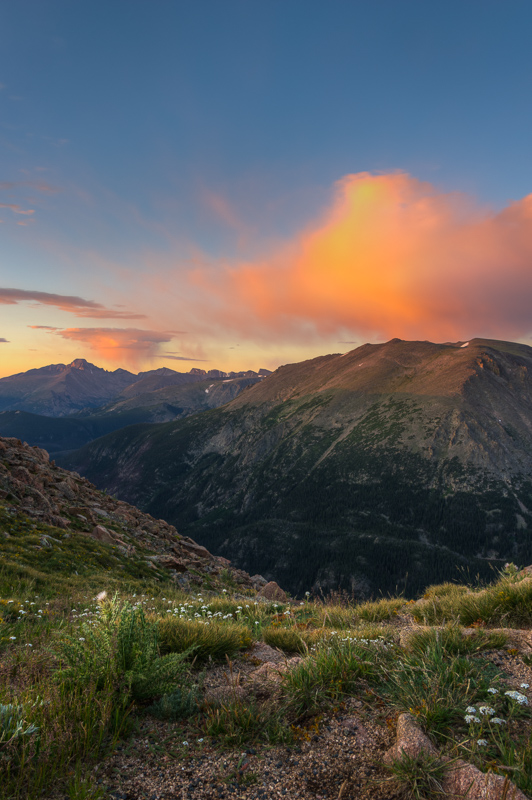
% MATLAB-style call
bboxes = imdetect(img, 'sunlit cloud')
[0,338,9,343]
[54,327,177,365]
[0,288,146,319]
[187,172,532,343]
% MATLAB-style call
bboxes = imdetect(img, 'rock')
[442,760,528,800]
[179,540,213,559]
[384,713,438,764]
[90,525,118,545]
[157,555,188,572]
[251,574,268,587]
[256,581,288,602]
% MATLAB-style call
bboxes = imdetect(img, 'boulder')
[256,581,288,602]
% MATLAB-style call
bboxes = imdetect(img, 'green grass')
[2,527,532,799]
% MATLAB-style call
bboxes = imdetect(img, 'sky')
[1,0,532,378]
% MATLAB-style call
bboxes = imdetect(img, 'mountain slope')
[62,338,532,597]
[0,376,263,453]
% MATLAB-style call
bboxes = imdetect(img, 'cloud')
[160,354,208,362]
[0,203,35,215]
[28,325,60,330]
[188,172,532,343]
[54,327,176,364]
[0,288,146,319]
[0,337,9,343]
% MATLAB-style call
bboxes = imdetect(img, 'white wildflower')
[520,683,529,689]
[479,706,496,716]
[505,690,528,705]
[487,688,498,694]
[477,739,488,747]
[466,706,477,713]
[490,718,506,725]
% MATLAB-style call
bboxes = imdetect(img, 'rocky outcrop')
[0,435,265,593]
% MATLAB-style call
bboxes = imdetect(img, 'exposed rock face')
[0,435,266,593]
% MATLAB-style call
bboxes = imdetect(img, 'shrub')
[57,597,193,701]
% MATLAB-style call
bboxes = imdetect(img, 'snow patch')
[461,342,470,348]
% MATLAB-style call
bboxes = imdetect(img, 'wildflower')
[490,718,506,725]
[477,739,488,747]
[520,683,529,689]
[465,715,481,724]
[479,706,496,716]
[487,688,498,694]
[182,741,189,746]
[96,591,107,602]
[79,637,85,642]
[466,706,477,713]
[26,643,32,647]
[504,691,528,705]
[197,738,204,743]
[9,636,16,640]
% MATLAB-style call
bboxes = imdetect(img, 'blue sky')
[1,1,532,375]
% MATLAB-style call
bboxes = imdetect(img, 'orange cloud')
[188,173,532,343]
[55,327,176,365]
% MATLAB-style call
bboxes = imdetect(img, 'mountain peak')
[68,358,96,371]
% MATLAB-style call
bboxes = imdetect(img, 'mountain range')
[59,337,532,598]
[0,357,272,416]
[0,359,271,452]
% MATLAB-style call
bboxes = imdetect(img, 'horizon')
[2,2,532,378]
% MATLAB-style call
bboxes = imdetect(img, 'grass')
[2,521,532,799]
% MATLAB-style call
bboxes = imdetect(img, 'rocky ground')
[87,634,532,800]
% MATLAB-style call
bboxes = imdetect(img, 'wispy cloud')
[0,203,35,215]
[0,288,146,319]
[0,337,9,343]
[160,354,208,362]
[28,325,60,330]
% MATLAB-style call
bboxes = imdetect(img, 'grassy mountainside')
[63,338,532,597]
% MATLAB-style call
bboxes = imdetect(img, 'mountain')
[0,358,272,419]
[0,376,264,453]
[0,359,138,416]
[0,434,263,593]
[60,337,532,597]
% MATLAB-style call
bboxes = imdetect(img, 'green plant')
[382,641,495,737]
[406,625,508,656]
[0,702,39,747]
[146,685,201,721]
[158,616,252,662]
[282,637,383,719]
[382,751,447,799]
[58,597,194,701]
[202,700,293,746]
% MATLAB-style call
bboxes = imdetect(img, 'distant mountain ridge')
[62,338,532,597]
[0,358,272,417]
